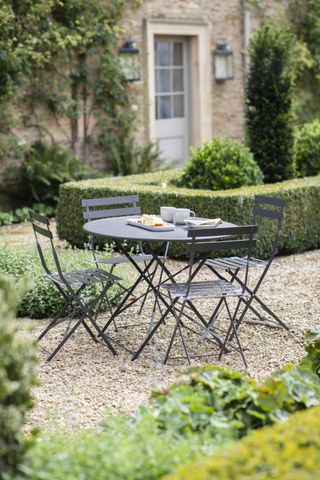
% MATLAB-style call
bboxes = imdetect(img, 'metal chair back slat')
[30,210,50,225]
[254,195,285,208]
[32,223,53,239]
[30,210,65,282]
[83,206,141,220]
[82,195,141,221]
[252,206,283,220]
[82,195,140,208]
[188,238,257,254]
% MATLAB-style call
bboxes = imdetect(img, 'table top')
[83,216,236,243]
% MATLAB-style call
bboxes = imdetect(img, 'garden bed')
[57,170,320,258]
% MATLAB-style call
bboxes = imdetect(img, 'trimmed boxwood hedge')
[166,406,320,480]
[57,169,320,258]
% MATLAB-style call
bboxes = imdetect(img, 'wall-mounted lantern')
[118,39,141,82]
[213,40,234,82]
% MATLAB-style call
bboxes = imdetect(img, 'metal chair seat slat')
[161,279,248,299]
[85,268,119,283]
[94,253,153,266]
[49,267,118,287]
[206,256,268,270]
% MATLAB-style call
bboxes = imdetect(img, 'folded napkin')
[185,218,222,227]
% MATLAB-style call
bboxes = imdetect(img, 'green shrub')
[166,406,320,480]
[246,22,296,183]
[295,120,320,177]
[0,244,130,319]
[57,169,320,258]
[0,276,37,479]
[178,137,263,191]
[19,141,90,206]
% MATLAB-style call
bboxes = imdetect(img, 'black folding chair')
[82,195,162,324]
[133,225,257,367]
[82,195,153,269]
[205,195,288,331]
[30,211,119,361]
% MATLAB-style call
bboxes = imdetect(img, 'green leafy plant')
[19,141,89,206]
[177,137,263,191]
[0,1,148,179]
[0,275,37,479]
[246,22,296,183]
[149,360,320,441]
[0,244,130,319]
[294,120,320,177]
[0,203,55,226]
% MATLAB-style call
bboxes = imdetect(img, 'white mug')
[160,206,176,223]
[174,208,195,225]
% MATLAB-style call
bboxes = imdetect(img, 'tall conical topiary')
[246,22,296,183]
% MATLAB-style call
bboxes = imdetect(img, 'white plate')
[185,218,222,228]
[126,219,175,232]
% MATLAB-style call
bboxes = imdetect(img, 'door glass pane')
[173,94,184,118]
[173,69,183,92]
[159,96,171,119]
[173,43,183,66]
[155,42,170,66]
[156,69,171,93]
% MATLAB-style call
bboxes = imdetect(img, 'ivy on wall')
[0,0,154,175]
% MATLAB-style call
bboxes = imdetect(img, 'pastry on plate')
[137,214,165,227]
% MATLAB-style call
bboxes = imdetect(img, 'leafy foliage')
[177,137,263,191]
[95,51,160,175]
[0,275,37,479]
[18,141,90,206]
[0,1,157,177]
[246,22,296,183]
[0,244,130,319]
[167,406,320,480]
[150,360,320,441]
[0,203,55,226]
[294,120,320,177]
[288,0,320,123]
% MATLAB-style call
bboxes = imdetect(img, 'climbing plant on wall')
[0,0,155,176]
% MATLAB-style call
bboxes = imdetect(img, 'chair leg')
[219,298,248,368]
[132,297,180,361]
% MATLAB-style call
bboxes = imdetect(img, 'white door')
[154,38,189,166]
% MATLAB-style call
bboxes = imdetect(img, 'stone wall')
[122,0,288,145]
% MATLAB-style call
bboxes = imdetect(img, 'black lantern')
[214,40,234,81]
[118,39,141,82]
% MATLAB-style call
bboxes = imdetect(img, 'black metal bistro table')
[83,216,236,358]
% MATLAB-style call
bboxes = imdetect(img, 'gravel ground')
[19,248,320,435]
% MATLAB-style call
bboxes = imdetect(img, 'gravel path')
[20,249,320,435]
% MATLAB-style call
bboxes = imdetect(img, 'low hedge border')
[166,406,320,480]
[57,170,320,258]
